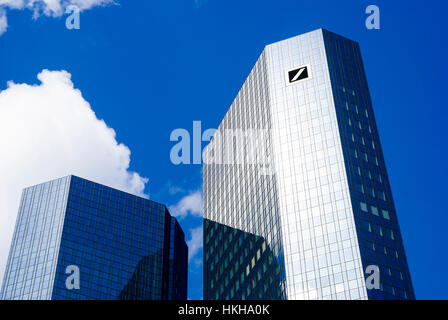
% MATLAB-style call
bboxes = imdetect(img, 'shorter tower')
[1,175,188,300]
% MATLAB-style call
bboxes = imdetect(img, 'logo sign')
[286,64,312,85]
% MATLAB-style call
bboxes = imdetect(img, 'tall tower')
[1,175,188,300]
[203,29,414,300]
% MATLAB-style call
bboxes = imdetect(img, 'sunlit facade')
[203,29,414,300]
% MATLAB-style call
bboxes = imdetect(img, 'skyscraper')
[0,175,188,300]
[203,29,414,300]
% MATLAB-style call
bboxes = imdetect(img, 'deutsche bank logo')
[286,64,312,85]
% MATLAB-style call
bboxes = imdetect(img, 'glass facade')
[322,30,414,299]
[204,219,285,300]
[203,50,288,300]
[203,29,414,300]
[0,175,188,300]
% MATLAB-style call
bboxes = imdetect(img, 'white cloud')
[192,258,202,268]
[0,0,115,34]
[169,190,203,218]
[187,226,203,262]
[0,69,148,286]
[168,185,184,195]
[0,1,25,10]
[0,9,7,35]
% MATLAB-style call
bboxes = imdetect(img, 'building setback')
[1,175,188,300]
[203,29,414,300]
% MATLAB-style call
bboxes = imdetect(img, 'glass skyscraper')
[203,29,414,300]
[0,175,188,300]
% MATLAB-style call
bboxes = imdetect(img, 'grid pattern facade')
[265,29,367,300]
[1,175,188,300]
[0,177,70,300]
[203,29,414,300]
[203,52,287,300]
[204,219,285,299]
[167,217,189,300]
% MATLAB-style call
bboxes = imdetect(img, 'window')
[360,202,368,212]
[357,184,364,194]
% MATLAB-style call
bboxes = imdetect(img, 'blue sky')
[0,0,447,300]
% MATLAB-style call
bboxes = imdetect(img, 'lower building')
[0,175,188,300]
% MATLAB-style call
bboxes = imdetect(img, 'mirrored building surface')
[0,175,188,300]
[203,29,414,300]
